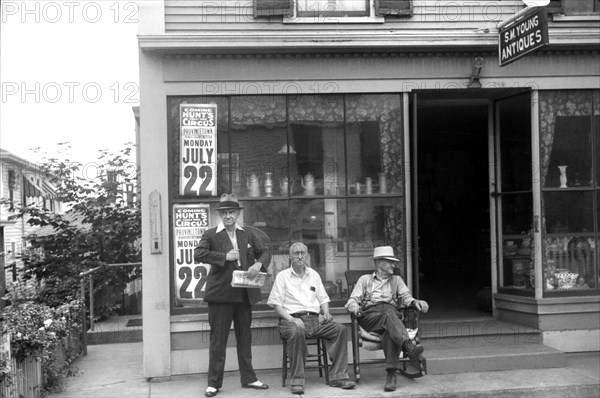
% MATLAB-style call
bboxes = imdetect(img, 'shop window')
[167,93,404,311]
[254,0,412,22]
[539,90,599,296]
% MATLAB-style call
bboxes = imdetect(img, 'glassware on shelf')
[378,172,387,193]
[503,241,517,256]
[512,259,527,288]
[365,177,373,194]
[554,269,578,290]
[558,165,568,188]
[264,172,273,197]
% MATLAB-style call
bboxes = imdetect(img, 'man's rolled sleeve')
[315,277,330,305]
[267,273,284,308]
[395,277,415,307]
[346,275,367,307]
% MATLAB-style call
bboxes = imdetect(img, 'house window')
[168,94,405,312]
[253,0,412,23]
[561,0,600,15]
[297,0,370,17]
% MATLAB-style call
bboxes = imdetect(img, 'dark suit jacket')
[194,225,271,304]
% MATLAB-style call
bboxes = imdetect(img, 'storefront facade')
[138,1,600,378]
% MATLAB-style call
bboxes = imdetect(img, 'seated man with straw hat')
[345,246,429,392]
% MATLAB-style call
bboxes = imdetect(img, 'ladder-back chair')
[345,270,427,383]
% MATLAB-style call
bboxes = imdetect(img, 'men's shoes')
[403,340,424,361]
[384,369,396,392]
[205,386,219,397]
[329,378,356,389]
[291,384,304,394]
[242,380,269,389]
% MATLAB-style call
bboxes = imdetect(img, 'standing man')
[345,246,429,392]
[268,242,356,395]
[195,193,271,397]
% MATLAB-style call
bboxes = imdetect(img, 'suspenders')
[360,275,401,309]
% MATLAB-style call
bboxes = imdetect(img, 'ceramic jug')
[301,173,316,195]
[280,176,289,194]
[378,172,387,194]
[355,182,363,195]
[246,173,260,197]
[365,177,373,194]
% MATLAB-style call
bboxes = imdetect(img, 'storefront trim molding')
[495,293,600,334]
[160,49,599,61]
[161,77,598,98]
[139,31,600,53]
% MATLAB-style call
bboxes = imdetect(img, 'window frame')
[253,0,414,23]
[284,0,384,23]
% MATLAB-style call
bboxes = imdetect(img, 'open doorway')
[416,101,491,319]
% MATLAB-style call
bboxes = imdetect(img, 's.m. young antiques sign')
[499,7,549,67]
[179,104,217,196]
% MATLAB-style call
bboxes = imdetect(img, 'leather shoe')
[242,380,269,389]
[291,385,304,394]
[329,378,356,389]
[403,340,424,361]
[205,387,219,397]
[384,370,396,392]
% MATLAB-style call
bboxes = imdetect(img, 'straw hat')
[373,246,399,262]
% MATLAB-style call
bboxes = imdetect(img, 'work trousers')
[207,294,258,389]
[278,315,350,387]
[359,302,410,370]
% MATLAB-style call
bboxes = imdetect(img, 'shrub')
[1,299,82,394]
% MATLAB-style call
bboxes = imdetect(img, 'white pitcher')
[301,173,316,195]
[246,173,260,197]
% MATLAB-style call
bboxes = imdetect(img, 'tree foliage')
[2,143,141,316]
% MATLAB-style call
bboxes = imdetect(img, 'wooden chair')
[281,336,330,386]
[345,270,427,383]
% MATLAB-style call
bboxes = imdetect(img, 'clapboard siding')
[165,0,526,31]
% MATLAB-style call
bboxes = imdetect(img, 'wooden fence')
[1,325,81,397]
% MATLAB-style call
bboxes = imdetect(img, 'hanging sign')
[173,204,211,300]
[179,104,217,196]
[498,7,549,67]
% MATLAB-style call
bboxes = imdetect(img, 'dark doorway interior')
[416,103,491,319]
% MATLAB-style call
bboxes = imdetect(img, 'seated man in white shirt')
[267,242,356,395]
[345,246,429,392]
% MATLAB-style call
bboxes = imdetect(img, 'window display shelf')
[542,187,595,192]
[544,232,595,238]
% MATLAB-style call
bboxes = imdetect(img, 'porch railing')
[78,262,141,355]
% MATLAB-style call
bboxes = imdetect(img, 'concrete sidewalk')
[50,342,600,398]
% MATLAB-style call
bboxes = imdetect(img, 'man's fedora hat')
[373,246,400,262]
[217,193,243,210]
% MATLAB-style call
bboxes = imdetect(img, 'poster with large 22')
[173,204,211,300]
[179,104,217,197]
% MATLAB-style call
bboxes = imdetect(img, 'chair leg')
[320,338,329,385]
[282,340,287,387]
[316,338,324,378]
